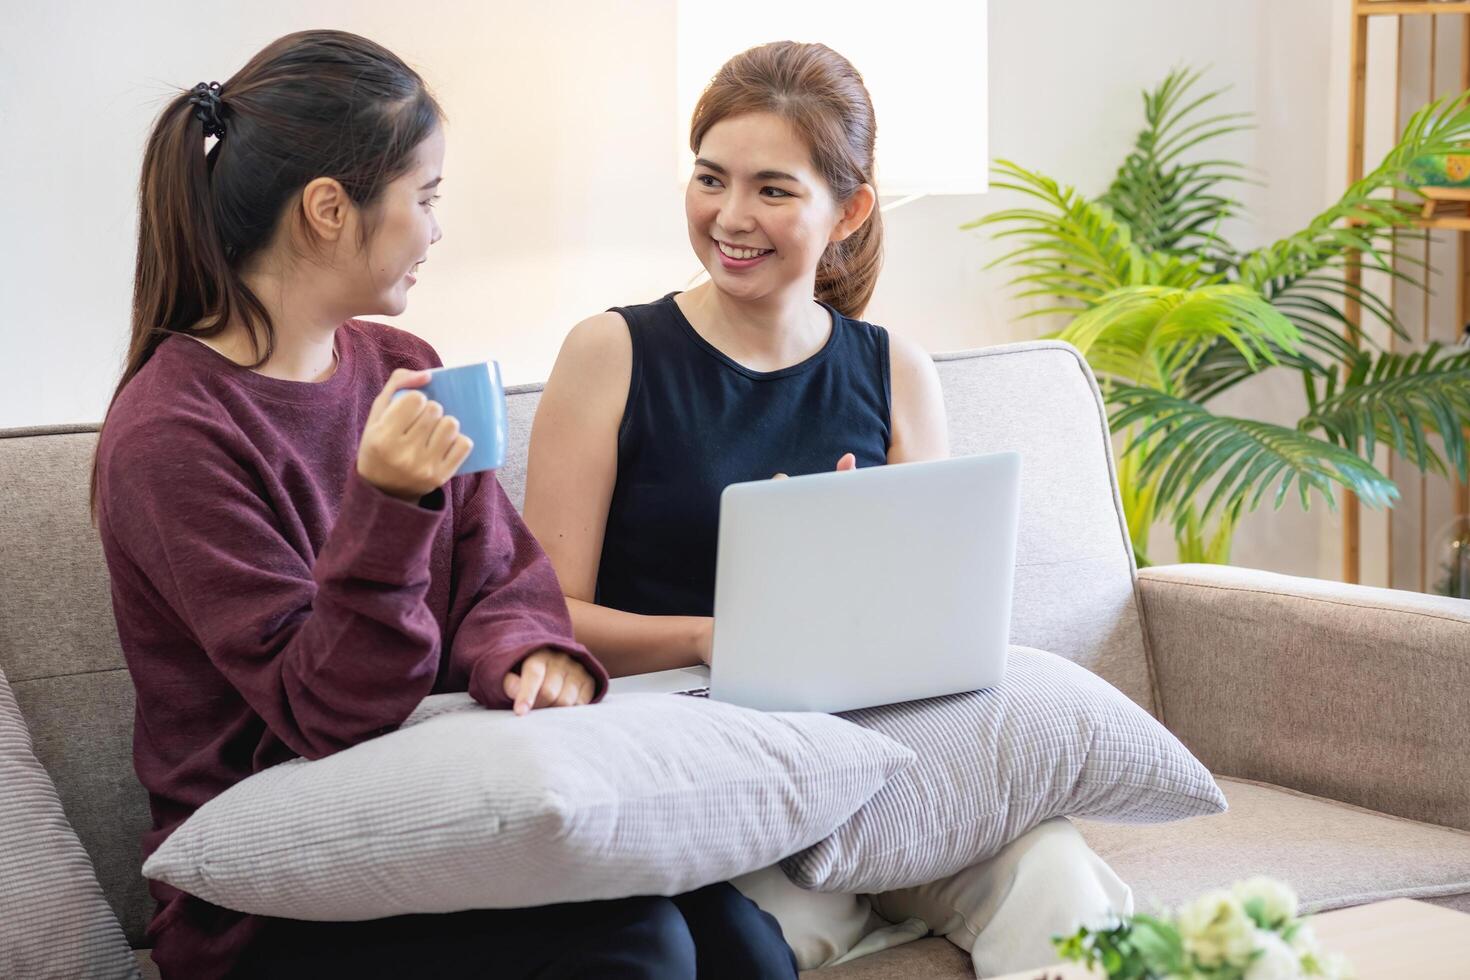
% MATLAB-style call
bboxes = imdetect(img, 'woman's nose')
[718,193,757,233]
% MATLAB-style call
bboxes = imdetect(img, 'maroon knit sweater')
[95,321,606,979]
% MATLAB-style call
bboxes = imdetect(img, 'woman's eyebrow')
[418,176,443,191]
[695,158,799,183]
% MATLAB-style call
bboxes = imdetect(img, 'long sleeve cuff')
[468,640,610,710]
[319,471,447,584]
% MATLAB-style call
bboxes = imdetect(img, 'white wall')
[0,0,690,424]
[1,0,1348,577]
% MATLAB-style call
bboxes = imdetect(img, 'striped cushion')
[0,666,138,980]
[782,647,1226,894]
[143,692,914,919]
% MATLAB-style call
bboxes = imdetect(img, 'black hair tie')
[188,81,228,139]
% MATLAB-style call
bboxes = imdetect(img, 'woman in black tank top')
[522,41,948,977]
[592,291,897,619]
[525,41,1128,980]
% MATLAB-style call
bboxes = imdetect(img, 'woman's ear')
[830,183,877,244]
[298,177,351,244]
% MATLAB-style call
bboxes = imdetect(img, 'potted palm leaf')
[970,69,1470,568]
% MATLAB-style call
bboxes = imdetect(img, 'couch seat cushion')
[800,937,972,979]
[1077,776,1470,913]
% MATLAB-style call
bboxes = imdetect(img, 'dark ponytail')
[690,41,884,318]
[93,30,443,514]
[130,89,269,384]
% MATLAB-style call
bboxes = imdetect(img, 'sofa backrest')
[0,339,1153,949]
[0,423,154,947]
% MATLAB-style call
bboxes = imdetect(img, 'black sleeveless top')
[595,293,892,617]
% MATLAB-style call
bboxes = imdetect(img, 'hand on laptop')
[503,650,597,716]
[772,453,856,480]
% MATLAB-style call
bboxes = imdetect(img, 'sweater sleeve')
[443,472,609,709]
[101,421,446,761]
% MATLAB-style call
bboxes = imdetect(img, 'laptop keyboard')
[674,687,711,698]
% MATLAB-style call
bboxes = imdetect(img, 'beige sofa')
[2,340,1468,979]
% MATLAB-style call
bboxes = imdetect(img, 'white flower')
[1233,876,1300,929]
[1176,889,1257,969]
[1319,952,1356,979]
[1290,921,1324,974]
[1289,923,1356,978]
[1288,922,1319,956]
[1245,930,1303,980]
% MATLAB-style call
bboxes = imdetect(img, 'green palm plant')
[969,68,1470,566]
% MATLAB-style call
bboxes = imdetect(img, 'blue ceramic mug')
[396,361,507,475]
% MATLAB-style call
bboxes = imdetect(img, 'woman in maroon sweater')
[93,30,795,980]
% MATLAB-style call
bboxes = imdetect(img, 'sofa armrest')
[1137,563,1470,831]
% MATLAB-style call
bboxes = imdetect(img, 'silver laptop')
[606,452,1021,713]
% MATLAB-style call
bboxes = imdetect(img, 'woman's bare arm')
[523,312,711,677]
[887,333,950,464]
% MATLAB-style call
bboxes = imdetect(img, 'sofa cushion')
[801,777,1470,979]
[782,647,1224,894]
[144,692,914,919]
[1076,776,1470,913]
[0,664,139,980]
[799,937,972,979]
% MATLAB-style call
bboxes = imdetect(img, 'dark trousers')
[232,881,798,979]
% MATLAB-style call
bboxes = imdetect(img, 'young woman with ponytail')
[525,41,1133,975]
[95,30,794,980]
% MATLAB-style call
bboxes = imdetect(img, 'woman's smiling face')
[360,126,445,316]
[686,111,851,305]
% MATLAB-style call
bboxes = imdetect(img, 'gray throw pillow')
[0,666,139,980]
[782,646,1226,893]
[144,692,914,919]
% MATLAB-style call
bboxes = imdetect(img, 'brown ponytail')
[92,30,442,515]
[129,90,270,389]
[690,41,883,318]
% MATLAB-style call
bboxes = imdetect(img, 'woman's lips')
[715,239,773,270]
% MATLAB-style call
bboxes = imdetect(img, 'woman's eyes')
[420,195,441,209]
[695,174,791,199]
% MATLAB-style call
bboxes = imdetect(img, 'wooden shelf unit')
[1417,185,1470,228]
[1363,2,1470,16]
[1347,0,1470,591]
